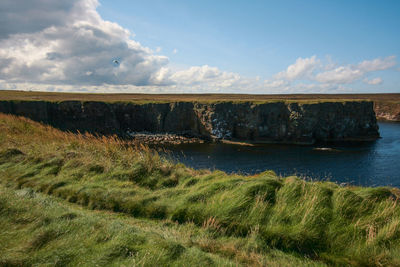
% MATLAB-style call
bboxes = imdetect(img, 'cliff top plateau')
[0,90,399,104]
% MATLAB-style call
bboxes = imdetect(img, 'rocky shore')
[127,132,204,145]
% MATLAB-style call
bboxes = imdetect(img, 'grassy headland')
[1,113,400,266]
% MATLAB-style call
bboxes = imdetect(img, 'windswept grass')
[2,186,324,266]
[1,113,400,266]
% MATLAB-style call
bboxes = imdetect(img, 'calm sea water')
[159,122,400,187]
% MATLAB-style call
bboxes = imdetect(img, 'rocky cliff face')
[374,102,400,122]
[0,100,379,144]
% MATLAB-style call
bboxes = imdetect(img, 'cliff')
[0,100,379,144]
[374,101,400,122]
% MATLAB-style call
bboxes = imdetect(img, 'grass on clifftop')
[1,90,399,104]
[1,113,400,266]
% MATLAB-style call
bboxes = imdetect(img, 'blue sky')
[0,0,399,93]
[98,0,400,76]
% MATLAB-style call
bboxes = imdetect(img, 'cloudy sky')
[0,0,399,94]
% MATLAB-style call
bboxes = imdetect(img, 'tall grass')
[0,113,399,266]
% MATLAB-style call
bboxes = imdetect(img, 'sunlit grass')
[0,113,399,266]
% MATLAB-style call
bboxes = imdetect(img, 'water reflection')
[158,122,400,187]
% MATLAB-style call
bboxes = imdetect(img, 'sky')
[0,0,399,94]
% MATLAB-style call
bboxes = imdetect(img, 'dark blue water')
[160,122,400,187]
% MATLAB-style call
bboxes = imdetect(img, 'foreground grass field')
[1,113,400,266]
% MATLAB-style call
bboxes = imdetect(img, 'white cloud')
[363,77,383,85]
[0,1,257,92]
[256,55,396,93]
[314,66,364,84]
[0,0,79,39]
[173,48,178,54]
[268,55,396,87]
[357,56,396,72]
[0,0,169,86]
[264,79,289,88]
[170,65,241,88]
[314,56,395,84]
[275,55,319,81]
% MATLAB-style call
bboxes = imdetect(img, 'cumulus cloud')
[314,66,364,84]
[168,65,269,94]
[255,55,397,93]
[275,55,319,81]
[357,56,396,72]
[263,79,289,90]
[0,0,169,86]
[363,77,383,85]
[170,65,240,87]
[265,55,396,91]
[0,0,77,38]
[314,56,395,84]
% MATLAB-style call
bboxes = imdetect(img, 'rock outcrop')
[374,101,400,122]
[0,100,379,144]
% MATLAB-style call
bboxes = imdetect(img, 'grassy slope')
[1,113,400,266]
[1,186,325,266]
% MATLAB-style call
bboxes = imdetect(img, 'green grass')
[2,186,325,266]
[1,90,399,103]
[1,113,400,266]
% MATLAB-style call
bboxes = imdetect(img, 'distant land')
[0,90,399,103]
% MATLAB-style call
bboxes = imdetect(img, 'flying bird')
[113,59,120,66]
